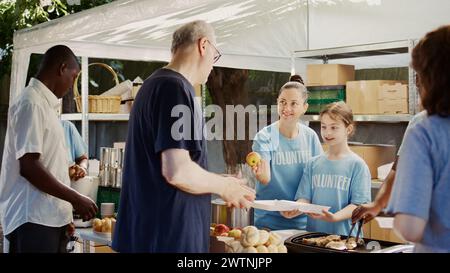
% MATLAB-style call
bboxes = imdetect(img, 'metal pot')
[211,198,254,228]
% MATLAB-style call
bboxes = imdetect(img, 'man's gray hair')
[279,81,309,101]
[171,20,215,54]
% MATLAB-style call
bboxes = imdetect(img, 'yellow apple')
[246,152,261,167]
[228,228,242,239]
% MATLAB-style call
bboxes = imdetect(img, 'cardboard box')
[365,219,405,244]
[306,64,355,86]
[379,82,408,100]
[349,144,396,178]
[346,80,407,114]
[74,241,116,253]
[322,143,396,178]
[378,99,408,114]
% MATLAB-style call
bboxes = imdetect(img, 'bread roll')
[267,244,278,253]
[242,246,258,253]
[102,218,112,233]
[93,218,102,232]
[277,244,288,253]
[241,226,260,247]
[268,232,282,246]
[257,230,270,246]
[227,240,243,253]
[256,245,269,253]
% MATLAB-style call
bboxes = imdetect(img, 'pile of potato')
[225,226,288,253]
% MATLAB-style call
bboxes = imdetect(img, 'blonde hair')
[320,101,355,137]
[171,20,215,54]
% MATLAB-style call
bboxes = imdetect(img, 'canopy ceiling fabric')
[10,0,450,101]
[10,0,308,102]
[14,0,307,70]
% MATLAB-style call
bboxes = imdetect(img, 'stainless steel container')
[112,167,122,188]
[109,148,123,168]
[99,165,111,187]
[99,147,112,186]
[99,147,112,166]
[211,198,254,228]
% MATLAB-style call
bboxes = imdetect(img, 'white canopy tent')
[9,0,450,102]
[10,0,308,103]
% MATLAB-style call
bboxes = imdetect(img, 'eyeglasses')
[207,40,221,63]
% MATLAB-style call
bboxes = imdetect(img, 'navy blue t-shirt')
[112,68,210,253]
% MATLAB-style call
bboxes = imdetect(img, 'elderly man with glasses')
[112,20,255,253]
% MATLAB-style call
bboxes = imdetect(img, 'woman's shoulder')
[407,114,450,148]
[298,123,319,137]
[60,119,77,132]
[255,122,278,137]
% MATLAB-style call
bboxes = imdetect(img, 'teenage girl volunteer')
[282,102,371,236]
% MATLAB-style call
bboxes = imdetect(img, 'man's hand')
[352,202,383,224]
[71,194,98,221]
[67,222,76,237]
[307,209,336,222]
[221,177,256,209]
[69,165,87,181]
[280,209,302,219]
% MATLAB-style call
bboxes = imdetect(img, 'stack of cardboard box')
[346,80,408,114]
[305,64,355,113]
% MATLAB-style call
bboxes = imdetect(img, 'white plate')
[251,200,330,214]
[375,217,394,229]
[73,218,92,228]
[93,230,112,238]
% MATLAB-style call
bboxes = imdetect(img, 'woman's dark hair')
[289,74,304,85]
[412,25,450,116]
[278,81,308,101]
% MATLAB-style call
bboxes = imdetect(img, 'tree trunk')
[206,67,252,173]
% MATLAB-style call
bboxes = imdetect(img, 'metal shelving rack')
[60,57,129,156]
[61,113,130,121]
[292,40,419,122]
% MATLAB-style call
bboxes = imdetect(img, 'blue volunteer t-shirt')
[388,115,450,253]
[112,68,209,253]
[252,122,323,230]
[295,153,371,236]
[61,120,87,164]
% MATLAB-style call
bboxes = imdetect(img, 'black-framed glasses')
[207,40,221,63]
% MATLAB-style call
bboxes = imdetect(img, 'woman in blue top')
[388,25,450,252]
[61,120,88,181]
[282,102,371,236]
[251,80,323,230]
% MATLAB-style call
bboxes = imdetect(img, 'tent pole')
[81,56,89,157]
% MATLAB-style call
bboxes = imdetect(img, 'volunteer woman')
[251,79,323,230]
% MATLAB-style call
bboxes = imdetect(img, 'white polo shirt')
[0,78,73,236]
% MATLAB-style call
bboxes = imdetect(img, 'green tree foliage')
[0,0,114,78]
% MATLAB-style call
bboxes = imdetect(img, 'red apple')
[214,224,230,236]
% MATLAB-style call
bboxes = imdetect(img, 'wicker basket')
[73,63,121,113]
